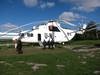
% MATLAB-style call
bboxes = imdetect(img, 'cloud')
[23,0,38,7]
[47,2,55,8]
[74,0,100,12]
[23,0,55,8]
[40,3,46,9]
[59,12,81,21]
[40,2,55,9]
[60,0,100,12]
[0,23,18,32]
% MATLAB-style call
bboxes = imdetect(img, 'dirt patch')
[72,45,100,52]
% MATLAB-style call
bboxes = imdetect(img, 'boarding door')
[38,34,41,41]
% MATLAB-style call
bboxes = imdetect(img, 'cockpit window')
[49,26,60,32]
[20,33,24,37]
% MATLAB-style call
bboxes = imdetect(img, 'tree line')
[74,21,100,40]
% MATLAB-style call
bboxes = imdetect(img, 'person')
[51,39,54,49]
[48,34,54,49]
[13,39,17,49]
[16,38,23,54]
[43,39,46,49]
[12,36,19,49]
[43,36,49,49]
[49,36,54,49]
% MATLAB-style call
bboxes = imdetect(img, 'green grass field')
[0,40,100,75]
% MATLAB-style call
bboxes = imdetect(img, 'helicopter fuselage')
[18,21,75,43]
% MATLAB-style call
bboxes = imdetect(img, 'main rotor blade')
[86,27,96,32]
[0,20,48,37]
[55,21,70,41]
[59,19,77,27]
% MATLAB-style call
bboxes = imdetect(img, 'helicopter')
[0,19,88,48]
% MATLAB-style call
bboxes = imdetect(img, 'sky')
[0,0,100,32]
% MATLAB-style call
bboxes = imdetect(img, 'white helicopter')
[0,19,87,47]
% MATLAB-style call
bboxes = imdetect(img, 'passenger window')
[31,33,33,37]
[27,33,33,37]
[27,33,30,37]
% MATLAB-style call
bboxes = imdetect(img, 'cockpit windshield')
[49,26,60,32]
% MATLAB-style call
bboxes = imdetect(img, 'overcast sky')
[0,0,100,31]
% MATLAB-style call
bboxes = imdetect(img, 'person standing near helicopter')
[43,36,49,49]
[16,37,23,54]
[49,34,54,49]
[43,33,54,49]
[15,34,23,54]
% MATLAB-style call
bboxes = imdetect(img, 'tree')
[84,21,97,40]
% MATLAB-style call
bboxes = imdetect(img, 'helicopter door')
[38,34,41,41]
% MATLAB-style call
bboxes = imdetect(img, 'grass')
[70,40,100,45]
[0,40,100,75]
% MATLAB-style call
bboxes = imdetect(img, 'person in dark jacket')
[49,34,54,49]
[16,39,23,54]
